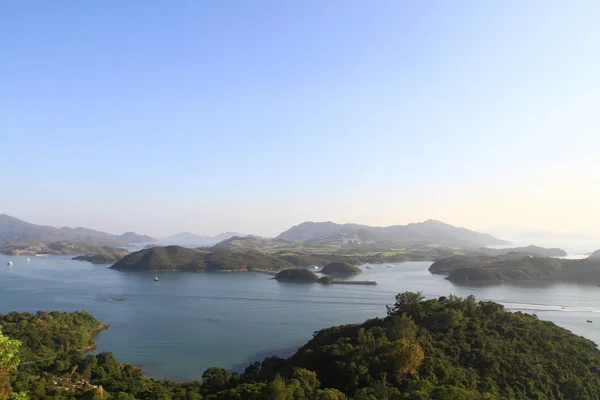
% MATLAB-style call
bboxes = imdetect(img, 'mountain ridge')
[276,219,508,247]
[0,214,155,245]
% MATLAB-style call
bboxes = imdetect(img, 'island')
[429,252,600,284]
[320,261,362,275]
[590,249,600,259]
[3,292,600,399]
[274,268,319,282]
[110,245,294,272]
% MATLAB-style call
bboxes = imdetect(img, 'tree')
[0,330,26,400]
[202,367,231,392]
[386,292,425,318]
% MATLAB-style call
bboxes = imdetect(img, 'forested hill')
[3,292,600,399]
[110,245,294,271]
[429,253,600,283]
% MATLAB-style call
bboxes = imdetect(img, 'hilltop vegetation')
[3,293,600,399]
[321,261,362,275]
[110,245,294,272]
[275,268,319,282]
[430,252,600,284]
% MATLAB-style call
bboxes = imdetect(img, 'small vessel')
[587,320,593,323]
[154,276,159,282]
[366,266,374,269]
[26,258,30,262]
[387,264,393,268]
[7,261,12,267]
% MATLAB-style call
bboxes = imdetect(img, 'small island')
[320,261,362,275]
[274,268,372,285]
[274,268,319,282]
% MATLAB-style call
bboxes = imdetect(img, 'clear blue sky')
[1,1,599,237]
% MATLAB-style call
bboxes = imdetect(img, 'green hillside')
[110,245,294,272]
[430,253,600,284]
[3,293,600,399]
[321,261,362,275]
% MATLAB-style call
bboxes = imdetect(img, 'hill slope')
[0,214,155,245]
[277,219,508,247]
[430,253,600,283]
[110,245,294,272]
[5,293,600,399]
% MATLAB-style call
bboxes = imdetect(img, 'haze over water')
[2,254,599,381]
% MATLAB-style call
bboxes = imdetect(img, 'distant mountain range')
[276,219,508,247]
[0,213,508,250]
[486,225,596,244]
[0,214,155,245]
[158,231,247,247]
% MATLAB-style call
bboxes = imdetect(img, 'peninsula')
[429,252,600,284]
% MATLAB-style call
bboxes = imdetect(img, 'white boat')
[7,261,12,267]
[26,258,30,262]
[154,276,159,282]
[387,264,393,268]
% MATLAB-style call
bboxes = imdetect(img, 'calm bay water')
[1,254,600,381]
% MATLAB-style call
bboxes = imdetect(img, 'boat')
[154,276,159,282]
[26,258,30,262]
[7,261,12,267]
[387,264,393,268]
[366,266,374,269]
[587,320,593,323]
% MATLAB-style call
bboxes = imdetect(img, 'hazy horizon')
[2,1,598,238]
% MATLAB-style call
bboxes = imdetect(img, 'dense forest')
[429,252,600,284]
[2,293,600,399]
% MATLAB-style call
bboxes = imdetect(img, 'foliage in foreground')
[3,293,600,399]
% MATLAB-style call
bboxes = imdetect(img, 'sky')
[1,1,599,238]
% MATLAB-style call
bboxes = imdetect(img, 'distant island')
[274,268,338,284]
[429,252,600,284]
[590,249,600,259]
[320,261,362,275]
